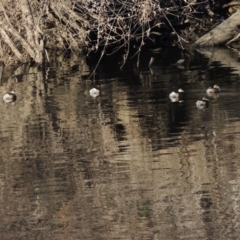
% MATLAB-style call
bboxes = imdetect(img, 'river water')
[0,48,240,240]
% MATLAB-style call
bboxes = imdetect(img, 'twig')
[226,32,240,45]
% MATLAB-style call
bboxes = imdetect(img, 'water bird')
[3,91,17,103]
[206,84,220,96]
[169,89,184,103]
[89,88,100,97]
[196,97,209,110]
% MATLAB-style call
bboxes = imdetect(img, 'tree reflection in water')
[0,48,240,239]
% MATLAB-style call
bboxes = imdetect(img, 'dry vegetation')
[0,0,237,66]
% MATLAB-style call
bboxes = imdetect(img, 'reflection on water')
[1,48,240,239]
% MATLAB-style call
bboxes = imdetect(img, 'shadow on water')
[1,48,240,239]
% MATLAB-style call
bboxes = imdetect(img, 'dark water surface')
[1,48,240,240]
